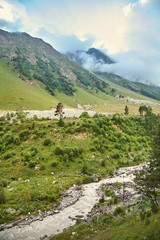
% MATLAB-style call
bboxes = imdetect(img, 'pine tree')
[135,126,160,207]
[54,103,64,119]
[124,106,129,115]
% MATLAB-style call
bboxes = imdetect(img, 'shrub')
[29,161,36,168]
[0,179,8,187]
[102,213,113,224]
[19,129,30,140]
[3,133,13,146]
[57,118,65,127]
[65,127,75,134]
[99,195,105,203]
[40,163,45,170]
[82,176,93,184]
[81,165,89,174]
[80,111,90,118]
[55,146,63,155]
[101,160,106,167]
[23,188,31,202]
[105,189,115,197]
[51,161,58,167]
[23,152,31,162]
[43,138,51,146]
[3,151,16,160]
[114,206,125,216]
[13,135,21,145]
[33,115,38,120]
[0,187,6,204]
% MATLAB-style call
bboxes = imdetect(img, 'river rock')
[92,174,98,182]
[6,208,16,214]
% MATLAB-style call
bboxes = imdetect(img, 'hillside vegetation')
[0,110,159,224]
[1,60,160,114]
[0,61,59,110]
[1,29,160,114]
[52,205,160,240]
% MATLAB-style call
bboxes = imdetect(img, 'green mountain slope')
[0,61,59,110]
[0,29,108,97]
[98,72,160,101]
[0,29,160,113]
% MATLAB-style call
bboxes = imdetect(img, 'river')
[0,163,144,240]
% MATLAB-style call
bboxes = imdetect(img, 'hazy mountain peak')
[86,48,115,64]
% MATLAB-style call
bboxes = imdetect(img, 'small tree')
[111,88,116,96]
[135,126,160,208]
[55,103,64,119]
[124,106,129,115]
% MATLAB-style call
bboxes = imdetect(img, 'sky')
[0,0,160,85]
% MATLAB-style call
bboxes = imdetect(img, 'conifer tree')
[54,103,64,119]
[135,126,160,207]
[124,106,129,115]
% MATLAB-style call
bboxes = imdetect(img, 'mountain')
[66,47,160,102]
[86,48,115,64]
[0,29,108,97]
[98,72,160,102]
[65,47,114,66]
[0,29,160,112]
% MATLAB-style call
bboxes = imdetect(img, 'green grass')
[0,60,160,115]
[0,113,157,224]
[51,206,160,240]
[0,61,59,110]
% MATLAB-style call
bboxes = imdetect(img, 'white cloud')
[139,0,149,5]
[122,3,136,17]
[1,0,160,85]
[0,0,16,22]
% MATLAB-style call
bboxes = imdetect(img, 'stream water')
[0,163,144,240]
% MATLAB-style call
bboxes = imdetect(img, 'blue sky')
[0,0,160,85]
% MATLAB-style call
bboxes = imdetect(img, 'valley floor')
[0,164,145,240]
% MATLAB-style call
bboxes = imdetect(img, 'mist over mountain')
[65,48,115,72]
[0,29,108,97]
[66,47,160,87]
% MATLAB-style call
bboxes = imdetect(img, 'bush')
[57,118,64,127]
[0,187,6,204]
[3,133,13,146]
[81,165,89,174]
[40,163,45,170]
[114,207,125,216]
[43,138,51,146]
[23,188,31,202]
[99,195,105,203]
[51,161,58,167]
[0,179,8,187]
[80,111,90,118]
[101,160,106,167]
[19,129,30,140]
[3,151,16,160]
[82,176,93,184]
[23,152,31,162]
[102,213,113,224]
[13,135,21,145]
[29,161,36,168]
[55,146,63,155]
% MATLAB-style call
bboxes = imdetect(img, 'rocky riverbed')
[0,163,145,240]
[0,108,111,120]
